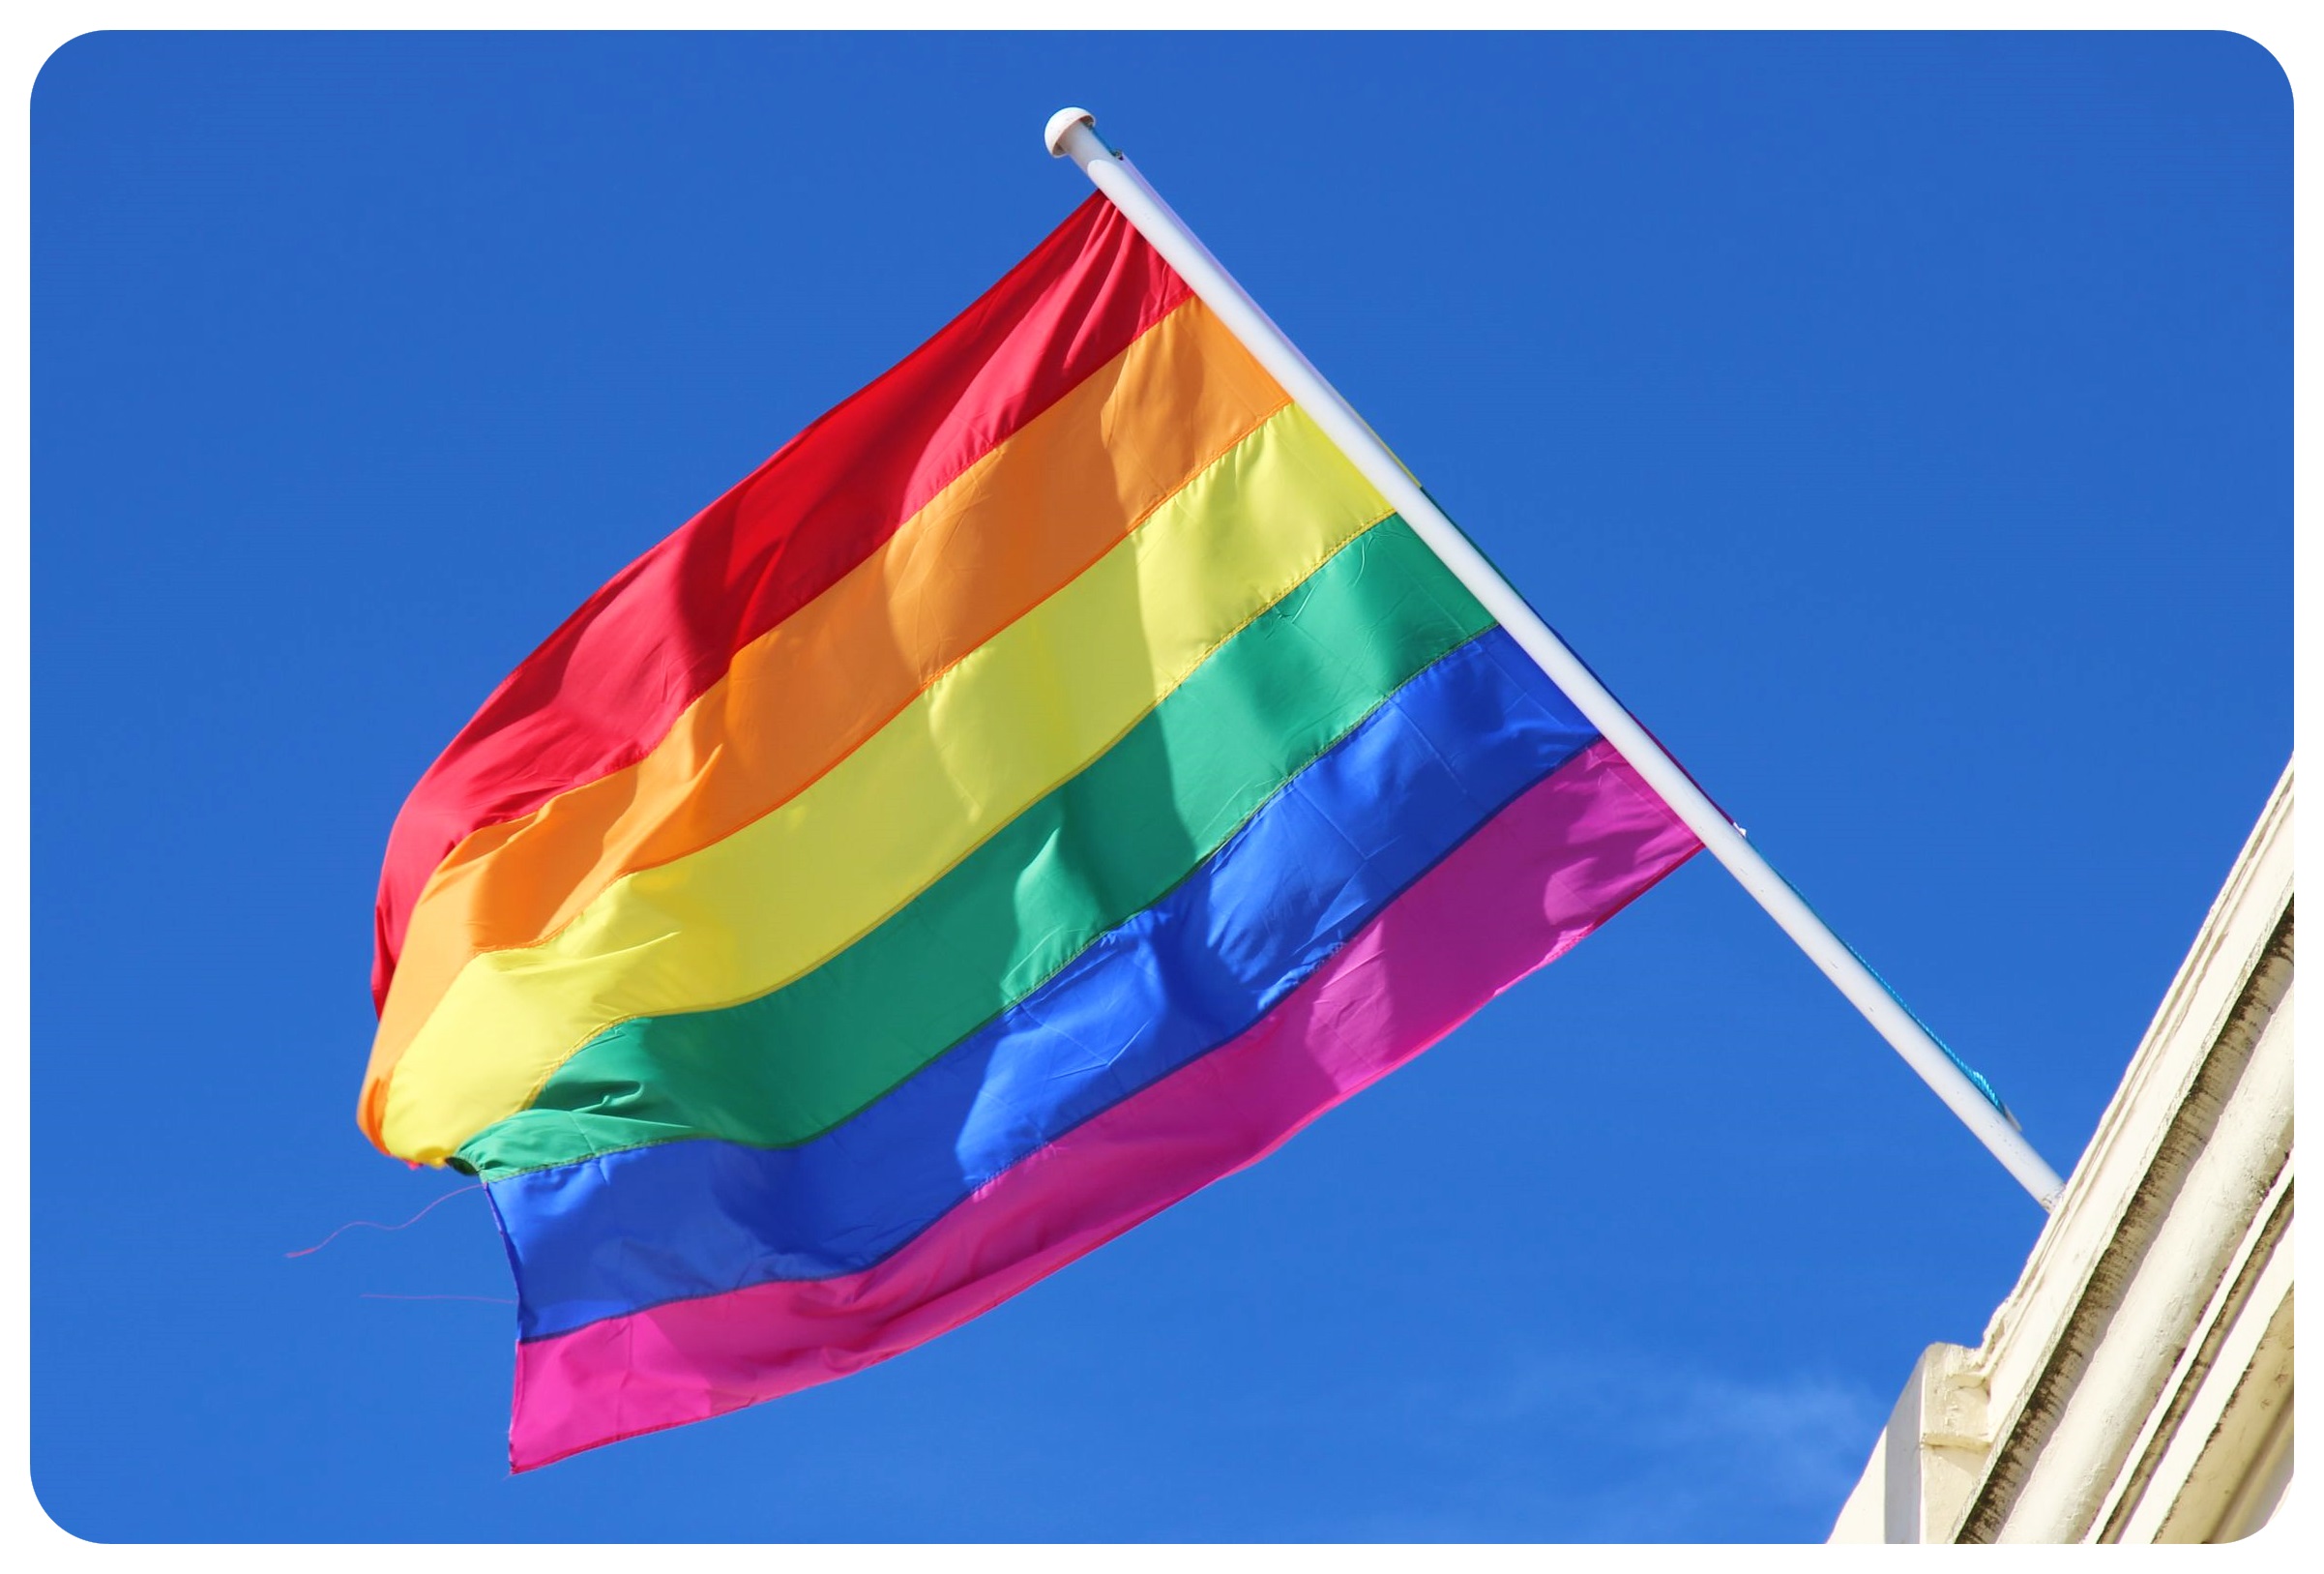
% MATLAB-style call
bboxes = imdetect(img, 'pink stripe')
[506,738,1699,1470]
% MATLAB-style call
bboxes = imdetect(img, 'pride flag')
[363,193,1702,1469]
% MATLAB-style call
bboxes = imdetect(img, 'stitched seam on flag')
[478,499,1404,1134]
[468,614,1506,1178]
[499,727,1587,1339]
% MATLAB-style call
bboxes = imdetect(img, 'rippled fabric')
[503,739,1699,1470]
[460,518,1493,1180]
[381,406,1392,1164]
[359,194,1703,1471]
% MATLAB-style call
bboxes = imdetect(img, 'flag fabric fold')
[363,193,1701,1470]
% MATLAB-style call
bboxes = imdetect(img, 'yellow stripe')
[364,301,1286,1132]
[382,404,1393,1164]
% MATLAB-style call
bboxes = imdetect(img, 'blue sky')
[32,32,2288,1542]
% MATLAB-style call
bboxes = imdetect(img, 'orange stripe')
[361,299,1288,1142]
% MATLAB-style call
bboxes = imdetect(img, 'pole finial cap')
[1044,107,1096,157]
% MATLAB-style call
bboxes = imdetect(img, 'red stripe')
[502,741,1700,1470]
[371,194,1189,1010]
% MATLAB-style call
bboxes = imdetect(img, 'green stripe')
[456,516,1493,1182]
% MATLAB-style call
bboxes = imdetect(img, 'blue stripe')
[491,630,1596,1341]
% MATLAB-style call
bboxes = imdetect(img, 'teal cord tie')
[1765,859,2019,1128]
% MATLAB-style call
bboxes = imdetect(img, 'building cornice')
[1831,760,2294,1543]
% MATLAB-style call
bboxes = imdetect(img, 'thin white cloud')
[1231,1344,1887,1541]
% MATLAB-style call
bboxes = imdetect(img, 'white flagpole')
[1046,107,2067,1210]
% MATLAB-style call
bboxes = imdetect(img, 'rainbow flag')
[363,194,1702,1470]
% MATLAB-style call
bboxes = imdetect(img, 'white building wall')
[1830,761,2293,1544]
